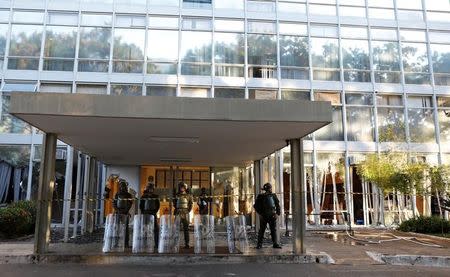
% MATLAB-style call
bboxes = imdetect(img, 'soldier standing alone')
[254,183,282,249]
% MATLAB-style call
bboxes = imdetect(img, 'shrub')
[398,216,450,234]
[0,200,36,238]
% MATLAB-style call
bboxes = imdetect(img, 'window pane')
[113,29,145,60]
[376,95,402,106]
[309,4,337,16]
[279,35,308,67]
[215,20,244,32]
[110,84,142,96]
[281,90,310,100]
[248,89,277,100]
[377,107,405,142]
[9,25,42,57]
[182,18,212,31]
[311,37,339,69]
[79,27,111,59]
[44,26,77,58]
[0,24,8,57]
[431,44,450,74]
[402,42,429,84]
[247,34,277,65]
[400,29,426,42]
[39,83,72,93]
[147,30,178,62]
[315,91,341,104]
[372,41,400,71]
[345,93,373,105]
[47,12,78,25]
[278,2,306,14]
[215,0,244,10]
[214,33,245,64]
[279,23,307,36]
[248,21,276,33]
[180,87,210,98]
[340,6,366,17]
[368,8,395,19]
[346,107,375,141]
[77,84,107,94]
[341,39,370,70]
[149,0,179,6]
[397,0,422,10]
[146,86,177,97]
[371,28,397,41]
[438,110,450,144]
[115,15,146,28]
[340,26,368,39]
[407,96,433,108]
[81,13,112,26]
[214,88,245,98]
[1,96,32,134]
[315,106,344,140]
[148,16,179,29]
[13,11,44,24]
[367,0,393,8]
[180,31,211,63]
[247,1,275,13]
[408,108,436,143]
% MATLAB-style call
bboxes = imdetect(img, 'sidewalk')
[1,230,449,267]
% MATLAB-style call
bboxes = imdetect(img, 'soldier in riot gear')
[112,179,134,248]
[174,182,193,248]
[197,187,211,215]
[254,183,281,249]
[140,179,160,248]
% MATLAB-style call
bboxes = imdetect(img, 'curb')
[366,251,450,268]
[0,253,334,265]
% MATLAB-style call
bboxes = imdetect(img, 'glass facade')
[0,0,449,224]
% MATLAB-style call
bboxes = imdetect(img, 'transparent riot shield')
[171,215,181,253]
[235,215,249,253]
[194,215,215,254]
[102,213,126,253]
[225,216,236,254]
[132,214,155,254]
[158,215,172,254]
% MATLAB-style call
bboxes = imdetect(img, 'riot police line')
[102,178,282,254]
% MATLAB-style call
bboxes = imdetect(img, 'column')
[63,146,74,242]
[253,160,261,232]
[34,133,57,255]
[86,157,97,233]
[290,138,305,255]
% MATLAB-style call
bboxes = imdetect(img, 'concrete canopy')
[10,93,332,166]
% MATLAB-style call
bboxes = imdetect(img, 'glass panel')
[180,87,210,98]
[367,0,393,8]
[39,83,72,93]
[281,90,310,100]
[148,16,179,29]
[247,34,277,65]
[146,86,177,97]
[408,108,436,143]
[372,41,400,71]
[9,25,43,57]
[376,95,402,106]
[314,106,344,140]
[13,11,44,24]
[247,21,276,33]
[345,93,373,105]
[47,12,78,26]
[0,144,30,166]
[341,39,370,70]
[397,0,422,10]
[371,28,397,41]
[79,27,111,59]
[182,18,212,31]
[346,107,375,141]
[315,91,341,104]
[278,2,306,14]
[214,33,245,65]
[309,4,337,16]
[180,31,212,63]
[248,89,277,100]
[149,0,179,6]
[77,84,107,94]
[215,20,244,32]
[310,25,338,37]
[0,10,9,22]
[438,97,450,107]
[279,23,307,36]
[247,1,275,13]
[426,12,450,22]
[368,8,395,19]
[115,15,146,28]
[340,26,368,39]
[400,29,426,42]
[81,13,112,26]
[215,0,244,10]
[311,37,339,69]
[147,30,178,62]
[438,110,450,144]
[214,88,245,98]
[407,96,433,108]
[402,42,429,74]
[0,24,8,57]
[110,84,142,96]
[280,35,309,67]
[0,95,31,134]
[113,29,145,60]
[340,6,366,17]
[44,26,77,58]
[377,107,405,142]
[431,44,450,74]
[397,10,423,21]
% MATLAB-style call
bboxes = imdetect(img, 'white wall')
[106,165,140,193]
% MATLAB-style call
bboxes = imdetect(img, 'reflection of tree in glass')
[0,96,31,135]
[10,31,42,57]
[279,36,308,67]
[79,27,111,59]
[431,49,450,74]
[408,108,435,143]
[311,39,339,69]
[247,34,277,65]
[0,145,30,167]
[378,108,406,142]
[214,34,245,64]
[45,29,77,58]
[372,42,400,71]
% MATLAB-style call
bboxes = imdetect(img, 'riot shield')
[102,213,126,253]
[193,215,215,254]
[235,215,249,253]
[171,215,181,253]
[132,214,155,253]
[158,215,172,254]
[225,216,236,254]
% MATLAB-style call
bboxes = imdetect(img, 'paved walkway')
[1,230,449,266]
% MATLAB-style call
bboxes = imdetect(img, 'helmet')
[263,183,272,191]
[178,182,187,190]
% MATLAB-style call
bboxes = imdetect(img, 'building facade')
[0,0,449,229]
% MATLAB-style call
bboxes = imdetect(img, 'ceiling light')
[148,136,200,143]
